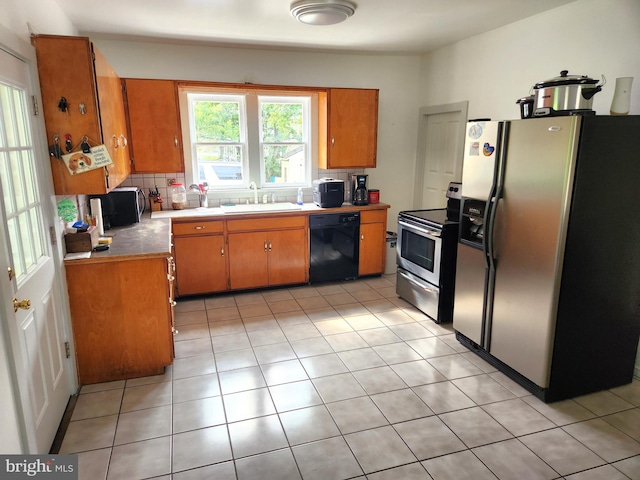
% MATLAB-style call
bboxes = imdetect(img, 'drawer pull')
[174,135,179,147]
[194,226,205,230]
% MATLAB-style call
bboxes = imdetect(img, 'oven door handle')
[398,269,438,294]
[398,220,441,238]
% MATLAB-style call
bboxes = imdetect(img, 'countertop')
[152,202,389,221]
[63,202,389,264]
[63,216,172,264]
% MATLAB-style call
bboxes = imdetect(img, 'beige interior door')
[0,48,72,453]
[414,102,468,209]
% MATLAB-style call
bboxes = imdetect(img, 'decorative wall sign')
[61,144,113,175]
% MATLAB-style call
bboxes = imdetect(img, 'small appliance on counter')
[89,187,145,229]
[351,174,368,205]
[312,178,344,208]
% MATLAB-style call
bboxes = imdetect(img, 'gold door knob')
[13,298,31,313]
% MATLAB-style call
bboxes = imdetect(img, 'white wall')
[419,0,640,120]
[92,38,422,227]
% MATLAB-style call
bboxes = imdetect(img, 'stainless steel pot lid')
[534,70,599,89]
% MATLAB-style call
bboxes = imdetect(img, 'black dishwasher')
[309,212,360,283]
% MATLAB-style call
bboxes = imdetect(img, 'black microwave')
[89,187,145,229]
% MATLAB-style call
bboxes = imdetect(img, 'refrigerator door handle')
[487,186,503,265]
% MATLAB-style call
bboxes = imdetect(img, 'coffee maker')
[351,174,369,205]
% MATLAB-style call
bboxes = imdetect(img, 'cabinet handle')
[361,234,365,240]
[174,135,179,147]
[112,134,119,149]
[120,134,127,147]
[220,247,224,256]
[331,136,335,146]
[269,241,272,251]
[264,241,268,252]
[167,275,175,282]
[170,300,177,307]
[194,226,205,230]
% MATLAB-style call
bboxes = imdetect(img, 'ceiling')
[53,0,577,54]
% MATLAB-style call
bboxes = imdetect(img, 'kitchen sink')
[220,203,303,214]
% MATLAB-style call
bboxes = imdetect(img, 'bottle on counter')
[297,187,304,205]
[170,183,187,210]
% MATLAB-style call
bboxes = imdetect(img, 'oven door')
[397,218,442,286]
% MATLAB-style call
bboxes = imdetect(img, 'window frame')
[258,94,311,188]
[187,92,248,188]
[179,84,319,194]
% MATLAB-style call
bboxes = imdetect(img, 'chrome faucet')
[189,183,209,208]
[248,181,258,204]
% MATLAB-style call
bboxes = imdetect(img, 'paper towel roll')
[90,198,104,236]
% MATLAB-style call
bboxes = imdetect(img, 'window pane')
[198,161,244,184]
[7,217,24,277]
[196,145,244,185]
[260,102,303,142]
[263,144,306,184]
[193,101,240,142]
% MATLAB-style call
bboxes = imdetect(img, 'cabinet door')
[321,88,379,169]
[359,222,385,276]
[66,257,173,384]
[124,79,184,173]
[268,228,307,286]
[93,45,131,189]
[32,35,108,194]
[174,235,227,295]
[228,231,269,290]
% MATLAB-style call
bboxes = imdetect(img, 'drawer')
[227,215,306,232]
[172,220,224,236]
[360,209,387,224]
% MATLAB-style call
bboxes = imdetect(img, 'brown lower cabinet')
[173,220,227,295]
[171,207,388,297]
[66,256,174,385]
[359,209,387,276]
[227,216,308,290]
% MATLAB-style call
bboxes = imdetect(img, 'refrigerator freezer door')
[461,121,501,200]
[453,242,487,346]
[489,116,580,388]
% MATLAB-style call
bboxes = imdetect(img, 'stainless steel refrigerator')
[454,115,640,402]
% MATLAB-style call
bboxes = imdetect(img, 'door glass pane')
[0,80,47,282]
[10,150,25,210]
[12,87,29,147]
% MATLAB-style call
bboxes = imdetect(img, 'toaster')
[312,178,344,208]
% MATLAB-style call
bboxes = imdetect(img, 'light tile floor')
[58,275,640,480]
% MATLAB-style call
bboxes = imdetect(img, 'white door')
[414,102,468,209]
[0,48,72,453]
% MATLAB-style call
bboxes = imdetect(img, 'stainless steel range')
[396,183,461,323]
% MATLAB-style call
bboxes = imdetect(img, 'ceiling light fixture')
[290,0,357,26]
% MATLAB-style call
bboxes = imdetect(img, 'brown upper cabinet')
[319,88,379,169]
[123,79,184,173]
[32,35,130,195]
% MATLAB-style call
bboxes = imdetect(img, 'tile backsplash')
[121,169,365,210]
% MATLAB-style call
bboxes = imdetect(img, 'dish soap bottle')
[297,187,304,205]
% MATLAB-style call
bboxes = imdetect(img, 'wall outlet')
[167,178,176,186]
